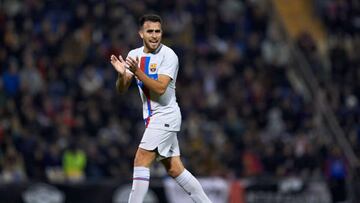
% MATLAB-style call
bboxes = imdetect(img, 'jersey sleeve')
[158,49,178,79]
[127,49,136,58]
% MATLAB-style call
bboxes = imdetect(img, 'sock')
[174,169,212,203]
[128,167,150,203]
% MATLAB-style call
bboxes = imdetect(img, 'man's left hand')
[125,56,139,73]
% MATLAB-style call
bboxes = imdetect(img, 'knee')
[133,154,149,167]
[167,167,183,178]
[133,155,143,166]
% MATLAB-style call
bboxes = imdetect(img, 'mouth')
[149,41,158,46]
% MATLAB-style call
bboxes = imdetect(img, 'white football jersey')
[127,44,181,131]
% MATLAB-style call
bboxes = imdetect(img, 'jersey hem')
[146,125,180,132]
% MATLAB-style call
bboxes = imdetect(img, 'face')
[139,21,162,53]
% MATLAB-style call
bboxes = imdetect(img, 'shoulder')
[160,45,178,60]
[128,47,143,57]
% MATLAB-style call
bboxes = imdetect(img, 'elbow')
[155,87,166,95]
[115,80,128,94]
[155,89,166,95]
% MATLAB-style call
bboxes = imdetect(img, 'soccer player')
[110,14,212,203]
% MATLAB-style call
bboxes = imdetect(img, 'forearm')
[134,69,167,95]
[116,72,132,94]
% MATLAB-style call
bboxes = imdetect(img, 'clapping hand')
[110,55,127,76]
[125,56,139,74]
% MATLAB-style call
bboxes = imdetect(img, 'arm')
[126,56,171,95]
[135,71,171,95]
[115,71,133,94]
[110,55,133,94]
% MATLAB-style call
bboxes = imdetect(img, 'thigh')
[156,131,180,160]
[140,128,180,160]
[134,147,157,167]
[140,128,168,151]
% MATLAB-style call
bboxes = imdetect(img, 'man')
[110,14,212,203]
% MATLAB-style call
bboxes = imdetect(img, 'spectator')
[325,146,348,202]
[0,145,27,183]
[19,52,44,96]
[44,143,64,183]
[62,142,86,182]
[78,65,104,97]
[2,59,20,98]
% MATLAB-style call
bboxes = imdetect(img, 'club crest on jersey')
[149,63,157,73]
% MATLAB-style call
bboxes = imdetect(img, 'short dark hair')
[139,14,162,27]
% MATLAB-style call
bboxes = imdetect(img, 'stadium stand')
[0,0,358,202]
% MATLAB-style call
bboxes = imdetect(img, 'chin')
[152,44,159,49]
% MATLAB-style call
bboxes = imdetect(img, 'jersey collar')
[142,44,163,55]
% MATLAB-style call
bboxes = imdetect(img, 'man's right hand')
[110,54,127,76]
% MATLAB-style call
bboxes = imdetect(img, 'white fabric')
[139,128,180,160]
[163,177,229,203]
[127,44,181,131]
[174,169,212,203]
[128,167,150,203]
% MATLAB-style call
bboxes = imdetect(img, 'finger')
[125,61,132,68]
[127,56,136,63]
[110,57,117,64]
[111,55,119,62]
[127,56,135,61]
[119,55,125,63]
[125,58,135,66]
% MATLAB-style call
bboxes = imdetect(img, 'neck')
[144,44,162,54]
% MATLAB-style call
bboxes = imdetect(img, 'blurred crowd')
[300,1,360,200]
[312,0,360,156]
[0,1,354,196]
[312,0,360,159]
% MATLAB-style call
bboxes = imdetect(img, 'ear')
[138,30,144,39]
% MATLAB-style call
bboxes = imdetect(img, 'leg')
[128,147,156,203]
[161,156,212,203]
[160,155,184,177]
[134,147,157,168]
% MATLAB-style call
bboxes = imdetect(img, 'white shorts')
[139,128,180,161]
